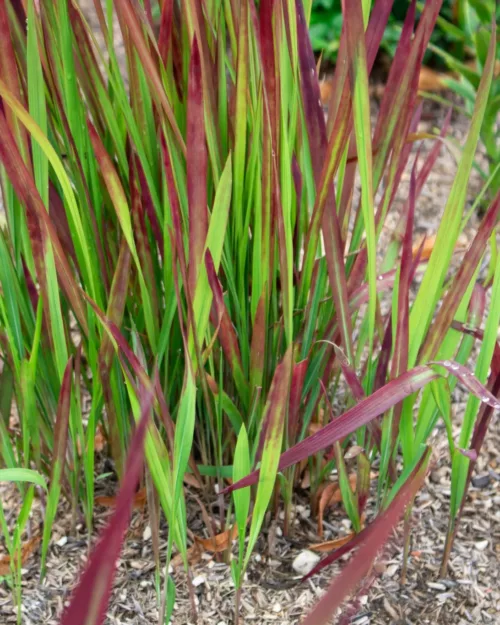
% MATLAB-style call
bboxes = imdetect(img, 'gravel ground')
[1,6,499,625]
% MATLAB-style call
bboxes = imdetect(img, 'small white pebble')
[296,504,311,519]
[56,536,68,547]
[192,575,205,587]
[273,603,282,613]
[475,539,489,551]
[427,581,447,591]
[383,563,399,578]
[292,550,320,576]
[143,525,151,541]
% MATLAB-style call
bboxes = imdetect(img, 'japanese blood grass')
[0,0,499,622]
[0,468,47,625]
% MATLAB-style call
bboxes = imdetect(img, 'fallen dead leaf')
[171,542,202,570]
[320,65,459,109]
[0,536,40,576]
[417,66,448,92]
[308,421,324,437]
[183,473,202,489]
[413,232,468,261]
[94,424,106,452]
[317,474,357,538]
[95,487,147,510]
[309,533,356,553]
[76,424,106,456]
[344,445,364,461]
[194,525,239,553]
[301,469,311,489]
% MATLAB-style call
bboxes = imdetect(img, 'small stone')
[56,536,68,547]
[437,592,455,602]
[143,525,152,541]
[296,504,311,519]
[441,579,457,589]
[383,563,399,578]
[344,445,364,460]
[192,575,205,587]
[472,474,490,489]
[272,603,282,613]
[475,540,489,551]
[427,582,447,591]
[489,469,500,481]
[292,550,320,576]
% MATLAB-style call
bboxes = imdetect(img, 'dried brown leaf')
[170,543,202,570]
[309,533,355,553]
[194,525,238,553]
[317,474,357,537]
[0,536,40,576]
[95,487,147,510]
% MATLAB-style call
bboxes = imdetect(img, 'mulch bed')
[1,409,499,625]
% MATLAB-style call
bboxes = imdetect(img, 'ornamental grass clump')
[0,0,498,623]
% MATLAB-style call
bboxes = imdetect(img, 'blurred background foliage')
[310,0,500,193]
[309,0,500,68]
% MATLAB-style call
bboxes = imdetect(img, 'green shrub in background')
[311,0,500,195]
[425,0,500,195]
[310,0,457,63]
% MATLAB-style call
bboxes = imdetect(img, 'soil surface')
[1,5,500,625]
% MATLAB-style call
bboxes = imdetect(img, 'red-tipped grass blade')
[60,387,154,625]
[301,449,431,625]
[224,366,438,494]
[187,37,208,296]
